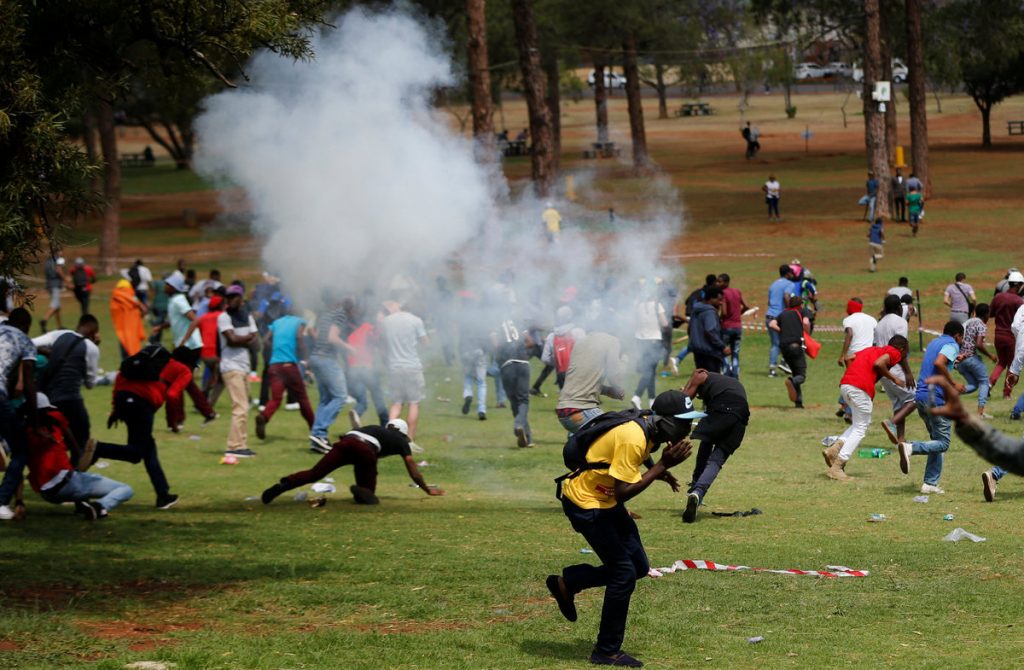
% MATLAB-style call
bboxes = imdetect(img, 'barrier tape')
[648,559,869,579]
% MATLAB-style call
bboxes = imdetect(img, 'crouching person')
[29,393,132,520]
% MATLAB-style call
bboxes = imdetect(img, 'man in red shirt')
[84,347,192,509]
[717,274,750,378]
[822,335,912,480]
[347,308,389,429]
[27,393,133,519]
[988,272,1023,386]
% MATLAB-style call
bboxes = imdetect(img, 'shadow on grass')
[519,637,594,662]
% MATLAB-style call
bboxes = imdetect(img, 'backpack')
[38,332,85,394]
[119,345,171,381]
[128,265,141,288]
[71,266,89,288]
[555,408,654,498]
[552,334,575,374]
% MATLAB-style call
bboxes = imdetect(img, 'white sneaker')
[920,483,945,494]
[631,395,642,410]
[898,442,912,475]
[349,408,362,429]
[668,358,679,376]
[821,436,840,447]
[285,402,300,411]
[777,360,792,374]
[0,505,13,521]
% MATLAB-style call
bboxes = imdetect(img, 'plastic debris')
[648,568,664,578]
[219,454,238,465]
[913,495,929,503]
[293,491,308,502]
[943,514,955,521]
[409,442,425,454]
[580,548,594,554]
[243,496,259,502]
[943,528,986,543]
[309,497,327,508]
[189,435,201,441]
[857,448,889,458]
[323,477,335,483]
[867,513,886,523]
[94,461,110,469]
[748,636,765,644]
[311,482,336,494]
[125,662,177,670]
[417,460,430,467]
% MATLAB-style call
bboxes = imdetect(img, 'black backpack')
[555,408,654,498]
[119,345,171,381]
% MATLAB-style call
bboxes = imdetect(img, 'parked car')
[587,70,626,89]
[824,62,852,78]
[794,62,828,79]
[852,59,908,83]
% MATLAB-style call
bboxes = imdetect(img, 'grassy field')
[3,90,1024,669]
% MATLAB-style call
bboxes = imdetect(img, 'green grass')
[121,163,216,196]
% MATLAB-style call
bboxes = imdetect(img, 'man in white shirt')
[381,300,428,440]
[158,271,216,431]
[875,296,917,443]
[763,174,781,221]
[218,285,259,458]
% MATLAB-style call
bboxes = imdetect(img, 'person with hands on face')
[680,368,749,522]
[546,390,695,668]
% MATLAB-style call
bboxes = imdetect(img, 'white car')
[825,62,852,77]
[794,63,827,80]
[587,71,626,89]
[852,60,908,83]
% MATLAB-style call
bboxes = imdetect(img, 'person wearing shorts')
[380,300,428,440]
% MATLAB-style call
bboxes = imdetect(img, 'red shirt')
[347,323,376,368]
[991,291,1023,336]
[114,358,194,409]
[840,345,902,397]
[721,287,744,329]
[27,410,73,493]
[197,310,222,358]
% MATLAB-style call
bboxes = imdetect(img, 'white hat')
[36,392,54,410]
[55,257,66,266]
[1008,271,1024,284]
[165,271,188,293]
[386,418,409,437]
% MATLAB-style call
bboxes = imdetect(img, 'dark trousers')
[893,196,906,221]
[721,328,742,378]
[501,361,531,442]
[96,392,169,497]
[692,352,723,374]
[767,197,780,217]
[689,411,747,499]
[532,363,554,392]
[53,397,89,464]
[263,363,314,428]
[633,340,663,400]
[781,343,807,404]
[0,396,28,504]
[281,436,379,492]
[73,287,91,316]
[561,499,649,655]
[349,366,389,426]
[167,346,214,427]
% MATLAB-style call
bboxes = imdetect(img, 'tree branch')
[190,48,238,88]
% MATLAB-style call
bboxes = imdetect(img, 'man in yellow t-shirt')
[547,390,702,667]
[542,202,561,244]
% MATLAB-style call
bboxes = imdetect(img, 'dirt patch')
[0,639,21,651]
[1,580,222,611]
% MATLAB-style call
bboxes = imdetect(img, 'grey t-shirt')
[557,332,622,411]
[874,314,908,347]
[381,311,426,371]
[945,283,974,313]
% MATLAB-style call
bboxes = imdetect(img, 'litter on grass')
[943,514,955,521]
[748,636,765,644]
[94,461,110,469]
[944,528,986,542]
[913,496,929,503]
[189,435,201,441]
[580,548,594,554]
[243,496,259,502]
[868,513,887,522]
[293,491,308,502]
[647,559,869,579]
[311,482,336,494]
[711,508,762,517]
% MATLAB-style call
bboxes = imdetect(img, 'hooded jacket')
[688,302,725,358]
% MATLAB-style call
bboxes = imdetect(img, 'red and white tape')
[648,559,868,579]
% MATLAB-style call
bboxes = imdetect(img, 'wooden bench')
[583,141,621,159]
[119,152,155,168]
[1009,121,1024,136]
[676,102,714,117]
[503,139,528,157]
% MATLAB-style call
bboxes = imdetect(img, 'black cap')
[651,390,707,419]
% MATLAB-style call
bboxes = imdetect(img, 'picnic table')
[582,141,621,159]
[1008,121,1024,136]
[676,102,714,117]
[119,152,155,168]
[503,139,528,157]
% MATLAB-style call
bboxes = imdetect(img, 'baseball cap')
[651,390,706,420]
[74,257,85,265]
[165,271,187,293]
[386,418,409,437]
[36,392,54,410]
[225,284,245,297]
[1007,271,1024,284]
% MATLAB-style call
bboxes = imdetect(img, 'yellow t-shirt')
[562,421,652,509]
[542,208,562,234]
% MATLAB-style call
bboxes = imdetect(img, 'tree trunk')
[96,99,121,274]
[466,0,495,159]
[655,63,669,120]
[979,100,992,147]
[511,0,555,197]
[862,0,891,219]
[881,40,898,160]
[81,110,101,191]
[593,57,609,143]
[783,81,793,114]
[906,0,931,196]
[622,33,651,171]
[544,50,561,172]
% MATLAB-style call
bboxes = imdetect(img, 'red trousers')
[282,436,379,492]
[262,363,314,428]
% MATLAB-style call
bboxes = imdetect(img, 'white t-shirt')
[764,180,780,199]
[634,300,666,340]
[843,312,878,356]
[381,311,426,370]
[136,265,153,292]
[873,314,908,347]
[218,311,257,374]
[887,286,911,299]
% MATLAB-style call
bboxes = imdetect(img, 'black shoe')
[529,387,542,397]
[91,502,108,519]
[794,402,804,409]
[350,484,380,505]
[546,574,577,622]
[589,650,643,667]
[226,448,257,458]
[262,483,285,505]
[835,408,846,419]
[515,427,528,449]
[682,492,700,523]
[255,414,267,440]
[156,493,179,510]
[203,413,218,425]
[461,396,472,415]
[74,500,97,520]
[478,411,487,421]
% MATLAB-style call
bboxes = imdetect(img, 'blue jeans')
[310,355,348,440]
[958,355,990,408]
[501,361,532,442]
[45,472,133,510]
[765,315,780,367]
[992,466,1008,481]
[721,328,742,377]
[0,395,28,505]
[674,345,690,363]
[487,361,507,406]
[462,349,487,414]
[910,400,952,486]
[1012,393,1024,419]
[557,407,605,434]
[349,366,388,426]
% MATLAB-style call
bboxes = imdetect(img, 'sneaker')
[920,483,945,494]
[979,412,994,420]
[982,471,997,502]
[821,436,840,447]
[203,413,219,425]
[170,424,184,434]
[881,420,900,446]
[255,414,267,440]
[777,360,792,374]
[1011,413,1021,421]
[784,378,798,403]
[156,493,180,510]
[309,435,331,453]
[495,402,507,409]
[682,492,700,523]
[0,505,13,521]
[630,395,642,410]
[898,442,912,475]
[515,427,528,449]
[285,402,300,411]
[262,482,285,504]
[545,574,577,622]
[668,358,679,376]
[226,448,256,458]
[529,388,542,397]
[349,408,362,429]
[74,500,96,520]
[461,396,472,414]
[768,367,778,378]
[75,438,97,472]
[350,484,380,505]
[478,411,487,421]
[589,650,644,667]
[835,408,846,419]
[90,502,108,519]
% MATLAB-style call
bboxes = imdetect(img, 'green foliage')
[785,104,797,118]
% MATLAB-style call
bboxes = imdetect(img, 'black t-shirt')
[494,320,529,366]
[777,309,804,346]
[349,425,412,458]
[311,308,349,358]
[42,332,87,403]
[695,372,749,418]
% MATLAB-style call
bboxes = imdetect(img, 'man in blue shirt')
[893,322,965,494]
[766,265,798,377]
[255,305,313,440]
[868,218,884,272]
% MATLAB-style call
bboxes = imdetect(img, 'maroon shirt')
[991,291,1023,337]
[721,287,744,329]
